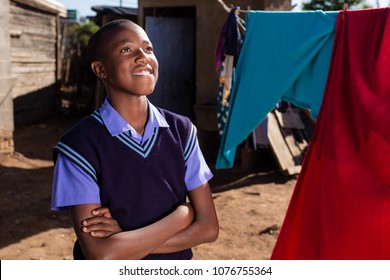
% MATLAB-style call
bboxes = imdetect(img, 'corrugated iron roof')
[91,5,138,16]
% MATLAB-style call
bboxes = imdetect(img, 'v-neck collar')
[90,98,170,159]
[97,97,169,145]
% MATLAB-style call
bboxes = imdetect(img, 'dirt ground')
[0,112,296,260]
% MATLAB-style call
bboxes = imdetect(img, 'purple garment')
[215,6,241,70]
[52,98,212,211]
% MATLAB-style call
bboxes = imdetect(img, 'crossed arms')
[71,183,219,260]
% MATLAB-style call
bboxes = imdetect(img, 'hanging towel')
[272,8,390,260]
[216,10,338,169]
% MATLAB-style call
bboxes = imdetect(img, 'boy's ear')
[91,61,107,79]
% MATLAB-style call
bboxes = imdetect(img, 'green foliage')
[69,21,100,48]
[301,0,366,11]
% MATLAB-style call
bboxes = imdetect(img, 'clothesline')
[217,0,247,31]
[217,0,251,12]
[217,0,349,16]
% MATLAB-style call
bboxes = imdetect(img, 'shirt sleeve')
[184,125,213,191]
[51,153,101,211]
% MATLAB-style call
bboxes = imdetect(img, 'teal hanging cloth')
[216,10,338,169]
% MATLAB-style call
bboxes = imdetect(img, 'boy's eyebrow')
[114,40,133,48]
[114,40,153,48]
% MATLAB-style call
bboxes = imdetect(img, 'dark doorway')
[144,7,196,120]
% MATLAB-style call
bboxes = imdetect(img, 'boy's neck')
[110,95,149,136]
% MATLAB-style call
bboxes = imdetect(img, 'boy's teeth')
[134,70,150,76]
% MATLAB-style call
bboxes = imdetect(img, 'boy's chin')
[140,89,155,96]
[127,86,155,96]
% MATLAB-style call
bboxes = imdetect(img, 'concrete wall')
[0,0,14,153]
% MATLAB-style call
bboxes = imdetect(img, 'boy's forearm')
[150,216,219,254]
[152,183,219,254]
[73,204,193,259]
[94,214,184,259]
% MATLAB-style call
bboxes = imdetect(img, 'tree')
[68,21,100,53]
[301,0,368,11]
[63,21,100,113]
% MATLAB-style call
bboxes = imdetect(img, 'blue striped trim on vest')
[91,110,104,125]
[92,109,161,159]
[55,142,98,182]
[89,109,195,161]
[184,124,196,161]
[116,127,159,159]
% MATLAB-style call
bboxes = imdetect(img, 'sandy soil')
[0,113,295,260]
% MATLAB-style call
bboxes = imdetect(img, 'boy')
[51,19,219,260]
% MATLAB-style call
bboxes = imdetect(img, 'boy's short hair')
[87,19,135,63]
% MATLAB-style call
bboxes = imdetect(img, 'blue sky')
[56,0,389,19]
[57,0,138,18]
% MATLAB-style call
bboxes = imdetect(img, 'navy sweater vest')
[54,108,197,259]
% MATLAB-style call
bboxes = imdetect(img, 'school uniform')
[51,97,213,259]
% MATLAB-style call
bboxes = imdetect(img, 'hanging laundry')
[216,10,338,169]
[272,8,390,259]
[217,55,235,136]
[215,7,242,71]
[215,7,243,138]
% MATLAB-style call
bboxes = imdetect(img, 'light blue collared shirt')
[52,98,213,210]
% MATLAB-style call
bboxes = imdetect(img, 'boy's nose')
[135,49,150,65]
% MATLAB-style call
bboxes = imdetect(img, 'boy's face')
[96,22,159,96]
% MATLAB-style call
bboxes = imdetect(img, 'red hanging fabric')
[271,8,390,260]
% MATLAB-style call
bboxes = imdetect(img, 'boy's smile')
[131,67,153,77]
[130,64,155,79]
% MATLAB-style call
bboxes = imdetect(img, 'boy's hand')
[81,207,122,238]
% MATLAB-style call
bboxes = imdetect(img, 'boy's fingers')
[81,210,122,238]
[91,207,112,217]
[82,216,106,226]
[81,226,112,237]
[90,231,113,238]
[82,223,120,232]
[82,223,122,238]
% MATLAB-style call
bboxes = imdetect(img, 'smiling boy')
[51,19,218,260]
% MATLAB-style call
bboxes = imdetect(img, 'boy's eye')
[145,47,153,52]
[120,47,132,53]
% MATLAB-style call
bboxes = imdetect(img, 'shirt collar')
[99,97,169,138]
